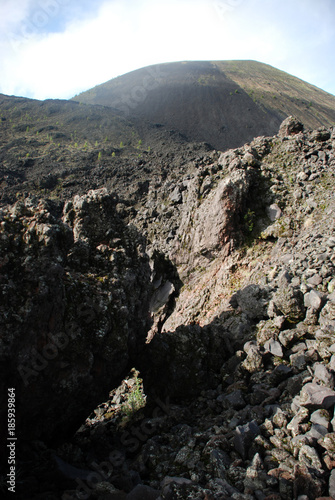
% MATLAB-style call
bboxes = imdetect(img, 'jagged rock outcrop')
[137,119,335,334]
[98,118,335,499]
[278,115,304,137]
[174,162,260,263]
[0,189,152,444]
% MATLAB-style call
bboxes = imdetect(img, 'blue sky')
[0,0,334,100]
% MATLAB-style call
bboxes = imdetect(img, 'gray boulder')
[234,420,260,460]
[242,342,263,373]
[320,300,335,332]
[278,116,304,137]
[304,289,323,311]
[329,469,335,498]
[264,339,283,357]
[313,363,334,388]
[298,445,323,472]
[299,383,335,409]
[126,484,160,500]
[230,284,271,320]
[271,284,305,324]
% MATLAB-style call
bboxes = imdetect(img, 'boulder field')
[1,117,335,499]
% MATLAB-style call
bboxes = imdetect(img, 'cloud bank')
[0,0,334,100]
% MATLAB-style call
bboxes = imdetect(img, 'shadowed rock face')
[74,60,335,150]
[0,189,153,443]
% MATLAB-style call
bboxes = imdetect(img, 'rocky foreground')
[1,117,335,499]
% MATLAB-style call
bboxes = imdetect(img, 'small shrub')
[244,209,255,233]
[121,371,146,420]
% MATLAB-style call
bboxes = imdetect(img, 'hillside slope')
[0,93,210,207]
[73,60,335,150]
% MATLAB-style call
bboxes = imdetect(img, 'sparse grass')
[121,370,146,421]
[243,208,255,233]
[221,60,335,129]
[197,74,216,86]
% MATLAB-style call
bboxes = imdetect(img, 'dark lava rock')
[278,116,304,137]
[0,189,153,444]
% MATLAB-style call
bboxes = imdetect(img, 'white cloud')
[0,0,334,100]
[0,0,33,32]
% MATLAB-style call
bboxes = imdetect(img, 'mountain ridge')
[73,60,335,150]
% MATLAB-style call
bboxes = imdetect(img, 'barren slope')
[74,60,335,150]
